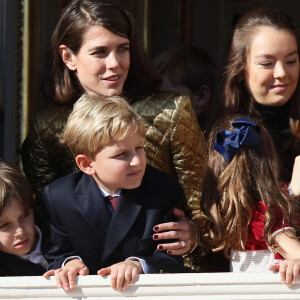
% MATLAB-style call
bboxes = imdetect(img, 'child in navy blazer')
[42,94,185,291]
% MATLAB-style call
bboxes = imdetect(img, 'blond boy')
[42,94,184,291]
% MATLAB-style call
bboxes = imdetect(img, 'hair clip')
[214,117,260,163]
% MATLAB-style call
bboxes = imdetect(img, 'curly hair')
[200,114,300,257]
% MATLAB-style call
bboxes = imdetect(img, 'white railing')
[0,273,300,299]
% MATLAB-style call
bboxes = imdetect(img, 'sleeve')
[169,95,207,221]
[40,186,78,270]
[21,116,57,200]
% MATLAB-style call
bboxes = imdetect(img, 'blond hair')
[0,161,34,216]
[61,94,145,158]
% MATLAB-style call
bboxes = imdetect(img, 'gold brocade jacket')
[21,91,206,271]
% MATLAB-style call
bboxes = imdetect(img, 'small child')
[42,94,185,291]
[0,161,47,276]
[201,115,300,286]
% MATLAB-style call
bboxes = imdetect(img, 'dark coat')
[41,165,185,274]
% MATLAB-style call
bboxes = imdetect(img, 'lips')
[128,170,142,177]
[103,74,121,81]
[14,239,29,249]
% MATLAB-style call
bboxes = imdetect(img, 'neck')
[253,101,290,133]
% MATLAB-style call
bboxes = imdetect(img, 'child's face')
[0,198,36,256]
[91,130,146,194]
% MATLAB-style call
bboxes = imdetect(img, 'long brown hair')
[224,7,300,140]
[201,114,300,257]
[51,0,161,103]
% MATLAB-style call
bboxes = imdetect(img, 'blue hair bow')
[214,117,260,163]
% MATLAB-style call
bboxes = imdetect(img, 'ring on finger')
[180,240,185,248]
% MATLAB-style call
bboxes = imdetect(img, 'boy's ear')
[59,45,77,71]
[75,155,95,175]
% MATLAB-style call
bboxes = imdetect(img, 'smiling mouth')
[103,75,120,81]
[271,84,288,88]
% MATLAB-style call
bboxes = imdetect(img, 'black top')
[254,101,297,182]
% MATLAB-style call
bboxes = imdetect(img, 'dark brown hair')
[200,114,300,256]
[224,7,300,139]
[51,0,161,103]
[0,161,34,216]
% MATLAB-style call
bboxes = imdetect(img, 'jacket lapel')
[101,188,142,263]
[74,173,111,233]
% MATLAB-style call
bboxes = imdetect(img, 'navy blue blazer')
[0,251,46,276]
[41,165,185,274]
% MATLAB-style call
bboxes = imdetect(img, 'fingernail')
[154,226,160,231]
[158,245,163,250]
[153,234,158,240]
[167,250,172,254]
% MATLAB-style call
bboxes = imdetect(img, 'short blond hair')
[0,161,34,216]
[61,94,146,158]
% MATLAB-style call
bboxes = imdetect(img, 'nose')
[106,51,119,69]
[130,153,141,167]
[274,62,286,79]
[14,223,24,239]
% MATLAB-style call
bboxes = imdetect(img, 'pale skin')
[43,259,142,291]
[44,132,146,291]
[244,28,300,285]
[269,230,300,286]
[289,156,300,197]
[61,24,194,254]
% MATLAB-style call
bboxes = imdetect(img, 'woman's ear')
[59,45,77,71]
[75,155,95,175]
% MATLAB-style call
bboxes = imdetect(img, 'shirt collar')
[98,186,121,198]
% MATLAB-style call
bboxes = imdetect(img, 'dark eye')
[286,59,296,64]
[91,49,106,56]
[259,62,272,67]
[118,46,129,53]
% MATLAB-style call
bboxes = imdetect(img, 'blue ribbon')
[214,117,260,163]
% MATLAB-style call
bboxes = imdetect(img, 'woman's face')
[63,25,130,96]
[245,27,299,106]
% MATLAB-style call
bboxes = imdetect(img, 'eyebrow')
[254,50,298,59]
[88,42,130,51]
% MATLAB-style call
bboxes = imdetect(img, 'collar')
[98,186,121,198]
[20,226,47,268]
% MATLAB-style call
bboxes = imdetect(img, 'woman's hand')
[290,156,300,197]
[153,208,196,255]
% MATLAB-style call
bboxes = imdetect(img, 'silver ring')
[180,240,185,248]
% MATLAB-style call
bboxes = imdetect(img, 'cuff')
[62,256,82,267]
[126,257,149,274]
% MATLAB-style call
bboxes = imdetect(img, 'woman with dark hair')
[21,0,206,270]
[223,7,300,188]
